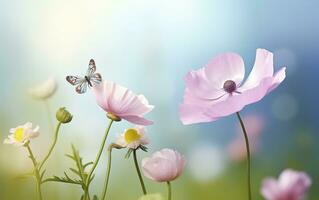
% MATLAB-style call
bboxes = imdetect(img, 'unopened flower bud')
[56,107,73,123]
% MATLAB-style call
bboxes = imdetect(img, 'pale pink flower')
[228,114,264,161]
[92,80,154,125]
[142,149,186,182]
[261,169,311,200]
[179,49,286,124]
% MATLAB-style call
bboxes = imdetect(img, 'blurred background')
[0,0,319,199]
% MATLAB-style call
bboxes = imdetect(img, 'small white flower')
[116,126,149,149]
[29,77,57,100]
[4,122,40,146]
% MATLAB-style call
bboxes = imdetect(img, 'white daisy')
[116,126,149,149]
[4,122,40,146]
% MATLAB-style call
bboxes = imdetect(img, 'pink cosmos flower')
[228,114,264,161]
[179,49,286,124]
[93,80,154,125]
[142,149,186,182]
[261,169,311,200]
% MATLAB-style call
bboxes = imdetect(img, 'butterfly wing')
[87,59,96,76]
[75,81,88,94]
[66,76,85,85]
[89,73,102,85]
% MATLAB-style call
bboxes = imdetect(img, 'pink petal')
[279,169,312,199]
[121,115,153,125]
[267,67,286,93]
[204,53,245,88]
[241,49,274,90]
[107,82,133,113]
[184,68,225,100]
[179,101,219,125]
[92,82,111,112]
[142,157,176,182]
[261,178,282,200]
[119,95,154,116]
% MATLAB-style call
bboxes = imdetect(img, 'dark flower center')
[223,80,237,93]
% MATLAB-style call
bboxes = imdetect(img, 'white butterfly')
[66,59,102,94]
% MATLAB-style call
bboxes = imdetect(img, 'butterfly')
[66,59,102,94]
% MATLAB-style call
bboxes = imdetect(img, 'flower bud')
[142,148,186,182]
[56,107,73,123]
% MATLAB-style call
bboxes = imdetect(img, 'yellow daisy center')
[124,129,141,144]
[14,128,25,142]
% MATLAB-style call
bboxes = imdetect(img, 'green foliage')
[43,144,93,187]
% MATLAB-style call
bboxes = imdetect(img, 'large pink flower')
[179,49,286,124]
[261,169,312,200]
[92,80,154,125]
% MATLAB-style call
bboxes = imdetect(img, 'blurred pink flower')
[93,80,154,125]
[228,114,264,161]
[261,169,311,200]
[142,149,186,182]
[179,49,286,124]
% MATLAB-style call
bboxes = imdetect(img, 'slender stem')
[236,112,252,200]
[133,149,147,195]
[39,122,62,171]
[101,145,114,200]
[26,144,43,200]
[85,119,114,199]
[84,188,90,200]
[44,100,54,131]
[167,181,172,200]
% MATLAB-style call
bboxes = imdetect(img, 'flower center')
[14,128,25,142]
[223,80,237,93]
[124,129,141,144]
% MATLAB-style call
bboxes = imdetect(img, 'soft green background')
[1,0,319,199]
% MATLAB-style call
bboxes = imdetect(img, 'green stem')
[84,188,90,200]
[26,144,43,200]
[167,181,172,200]
[236,112,252,200]
[39,122,62,171]
[85,119,114,199]
[133,149,147,195]
[101,145,114,200]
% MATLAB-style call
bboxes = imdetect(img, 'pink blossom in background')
[92,80,154,125]
[228,114,264,161]
[261,169,311,200]
[179,48,286,125]
[142,149,186,182]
